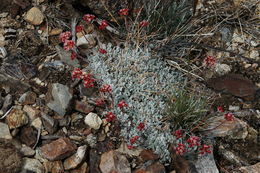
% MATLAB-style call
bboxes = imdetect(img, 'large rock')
[21,158,44,173]
[46,83,73,116]
[40,138,77,161]
[99,150,131,173]
[24,7,44,25]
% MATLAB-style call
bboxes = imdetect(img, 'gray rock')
[84,112,102,130]
[0,94,12,116]
[63,145,87,170]
[47,83,73,116]
[21,158,44,173]
[41,113,58,134]
[194,154,219,173]
[20,145,35,157]
[55,45,79,67]
[0,122,12,139]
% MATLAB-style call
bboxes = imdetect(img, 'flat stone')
[0,140,22,173]
[49,28,63,36]
[84,112,102,130]
[20,144,35,157]
[24,7,44,25]
[70,162,88,173]
[46,83,73,116]
[41,113,58,134]
[200,116,248,139]
[21,158,44,173]
[43,160,64,173]
[63,145,87,170]
[31,117,43,130]
[20,126,37,148]
[40,137,77,161]
[75,100,94,114]
[6,109,28,129]
[239,162,260,173]
[19,91,37,105]
[0,122,12,139]
[99,150,131,173]
[55,45,79,68]
[193,153,219,173]
[23,105,40,121]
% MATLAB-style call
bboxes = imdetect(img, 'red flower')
[100,84,112,92]
[118,8,129,16]
[127,145,134,150]
[71,68,82,79]
[64,40,75,51]
[130,136,139,144]
[95,99,105,107]
[137,122,145,131]
[105,112,116,122]
[59,31,71,42]
[203,56,216,67]
[174,129,183,139]
[217,106,224,112]
[175,143,186,155]
[199,144,211,155]
[118,100,128,109]
[99,48,107,54]
[70,51,77,60]
[224,113,234,121]
[76,25,84,33]
[82,73,95,88]
[83,14,95,23]
[99,20,108,30]
[140,20,149,27]
[187,136,200,147]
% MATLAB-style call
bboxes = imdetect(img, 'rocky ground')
[0,0,259,173]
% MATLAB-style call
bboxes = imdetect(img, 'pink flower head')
[137,122,145,131]
[100,84,112,92]
[174,129,183,139]
[76,25,84,33]
[82,74,95,88]
[130,136,139,144]
[175,143,186,155]
[71,68,82,79]
[203,56,216,67]
[83,14,95,23]
[64,40,75,51]
[99,48,107,54]
[199,144,211,155]
[217,106,224,112]
[224,113,234,121]
[95,99,105,107]
[118,100,128,109]
[140,20,149,27]
[105,112,116,122]
[99,20,108,30]
[70,51,77,60]
[118,8,129,16]
[127,145,134,150]
[187,136,200,147]
[59,31,71,42]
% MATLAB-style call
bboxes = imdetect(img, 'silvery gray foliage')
[86,43,184,163]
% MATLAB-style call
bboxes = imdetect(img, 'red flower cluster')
[137,122,145,131]
[71,68,83,79]
[118,8,129,16]
[187,136,200,147]
[130,136,139,144]
[100,84,112,92]
[105,112,116,122]
[224,113,234,121]
[140,20,149,27]
[95,99,105,107]
[99,48,107,54]
[71,68,95,88]
[64,40,75,51]
[127,145,134,150]
[83,14,95,23]
[59,31,71,42]
[175,143,186,155]
[203,56,216,67]
[70,51,77,60]
[76,25,84,33]
[99,20,108,30]
[118,100,128,109]
[199,144,211,155]
[174,129,183,139]
[217,106,224,112]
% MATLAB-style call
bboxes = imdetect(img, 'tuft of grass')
[166,87,207,131]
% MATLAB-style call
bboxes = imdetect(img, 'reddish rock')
[20,126,37,148]
[43,160,64,173]
[6,109,28,129]
[63,145,87,170]
[40,138,77,161]
[99,150,131,173]
[139,149,159,162]
[146,162,165,173]
[75,100,94,114]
